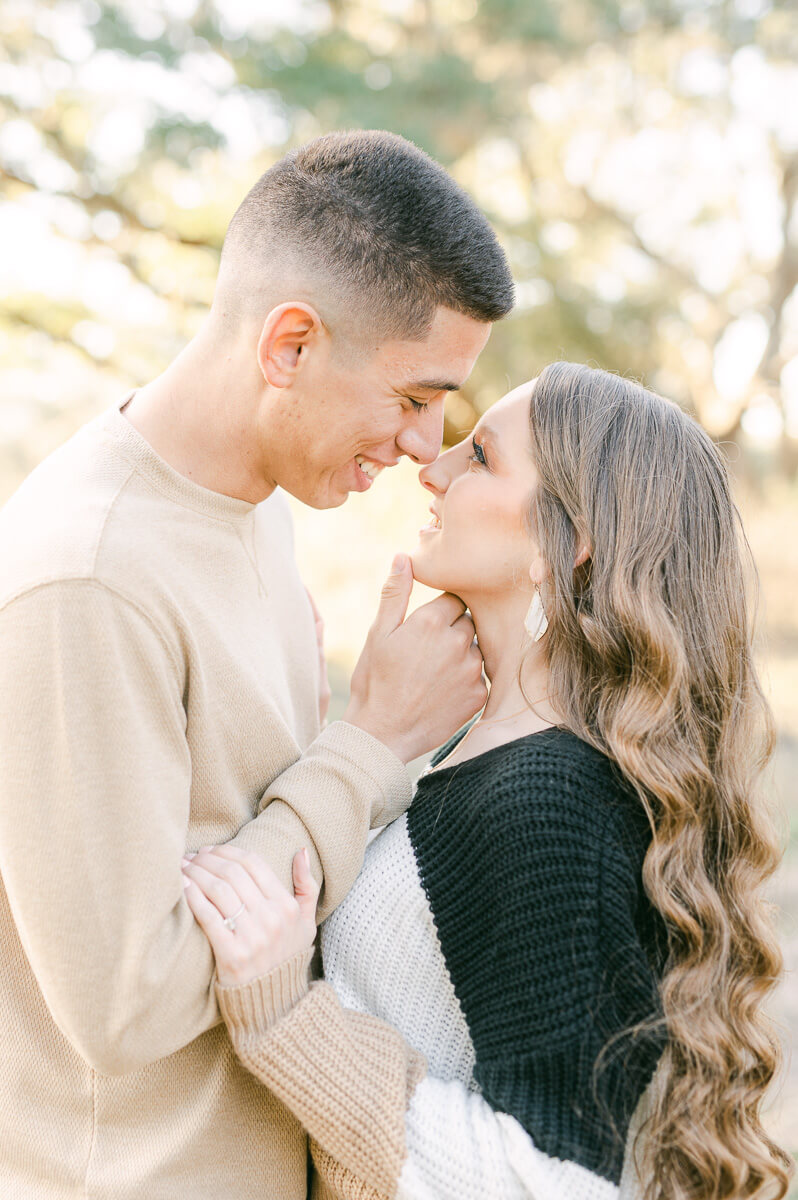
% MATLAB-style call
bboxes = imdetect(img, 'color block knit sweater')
[218,727,669,1200]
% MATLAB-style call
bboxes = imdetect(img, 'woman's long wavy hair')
[525,362,792,1200]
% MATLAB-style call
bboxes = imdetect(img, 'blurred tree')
[1,0,797,495]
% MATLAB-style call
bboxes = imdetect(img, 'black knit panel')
[408,728,666,1183]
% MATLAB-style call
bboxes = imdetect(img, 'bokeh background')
[1,0,796,1180]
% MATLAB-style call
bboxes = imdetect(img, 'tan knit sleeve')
[217,952,426,1200]
[231,722,412,922]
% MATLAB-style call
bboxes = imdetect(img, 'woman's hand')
[181,843,320,987]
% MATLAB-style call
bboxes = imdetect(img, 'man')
[0,130,513,1198]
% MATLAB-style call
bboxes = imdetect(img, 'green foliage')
[1,0,797,458]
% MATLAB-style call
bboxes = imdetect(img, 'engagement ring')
[222,902,246,932]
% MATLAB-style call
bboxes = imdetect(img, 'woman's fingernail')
[302,848,310,869]
[182,876,190,888]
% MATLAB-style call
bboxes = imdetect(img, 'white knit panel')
[321,814,477,1086]
[397,1077,540,1200]
[496,1112,619,1200]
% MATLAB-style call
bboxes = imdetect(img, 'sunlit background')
[1,0,796,1178]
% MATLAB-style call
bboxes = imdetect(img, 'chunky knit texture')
[219,727,668,1199]
[408,728,668,1183]
[0,393,411,1200]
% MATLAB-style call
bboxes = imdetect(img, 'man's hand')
[343,554,487,763]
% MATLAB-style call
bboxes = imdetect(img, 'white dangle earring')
[524,585,548,642]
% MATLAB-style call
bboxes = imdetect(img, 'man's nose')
[396,403,445,465]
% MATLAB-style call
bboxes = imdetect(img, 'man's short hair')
[217,129,514,342]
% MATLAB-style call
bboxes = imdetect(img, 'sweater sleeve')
[218,958,426,1200]
[0,580,409,1076]
[233,721,411,922]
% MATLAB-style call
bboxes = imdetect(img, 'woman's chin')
[409,547,452,593]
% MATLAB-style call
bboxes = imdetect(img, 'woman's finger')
[182,875,237,954]
[182,850,265,913]
[181,859,245,921]
[191,843,303,904]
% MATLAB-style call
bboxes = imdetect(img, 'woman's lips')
[419,510,442,534]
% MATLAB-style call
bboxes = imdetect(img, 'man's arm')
[0,561,485,1077]
[228,554,487,921]
[0,581,402,1074]
[232,721,411,922]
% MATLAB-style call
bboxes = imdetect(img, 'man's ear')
[256,302,325,388]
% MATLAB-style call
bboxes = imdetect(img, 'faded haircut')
[216,129,514,343]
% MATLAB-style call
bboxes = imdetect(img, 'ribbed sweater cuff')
[318,720,412,827]
[215,947,313,1040]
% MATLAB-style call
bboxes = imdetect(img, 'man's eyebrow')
[403,379,462,393]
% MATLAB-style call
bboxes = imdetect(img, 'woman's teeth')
[355,455,384,481]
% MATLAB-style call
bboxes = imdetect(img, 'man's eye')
[468,436,486,465]
[408,398,426,413]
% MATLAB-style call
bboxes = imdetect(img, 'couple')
[0,130,790,1200]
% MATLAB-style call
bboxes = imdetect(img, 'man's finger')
[416,590,468,627]
[372,554,413,635]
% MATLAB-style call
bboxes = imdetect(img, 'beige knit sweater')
[0,394,411,1200]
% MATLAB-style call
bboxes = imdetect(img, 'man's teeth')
[355,455,384,480]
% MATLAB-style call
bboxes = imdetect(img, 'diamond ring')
[222,901,246,933]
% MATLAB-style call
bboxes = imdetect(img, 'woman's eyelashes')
[468,436,487,467]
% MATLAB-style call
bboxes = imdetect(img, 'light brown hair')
[527,362,792,1199]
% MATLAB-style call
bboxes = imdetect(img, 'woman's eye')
[468,436,486,466]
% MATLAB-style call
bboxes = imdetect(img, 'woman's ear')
[528,554,547,589]
[574,541,592,570]
[256,302,326,388]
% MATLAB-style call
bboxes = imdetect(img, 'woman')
[182,363,792,1200]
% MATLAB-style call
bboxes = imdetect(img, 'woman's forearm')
[217,955,425,1199]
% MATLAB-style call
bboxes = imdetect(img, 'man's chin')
[281,480,351,510]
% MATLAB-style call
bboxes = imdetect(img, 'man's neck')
[123,326,276,504]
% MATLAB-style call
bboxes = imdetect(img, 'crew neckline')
[98,390,258,522]
[420,723,573,780]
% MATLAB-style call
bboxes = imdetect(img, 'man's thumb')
[374,553,412,632]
